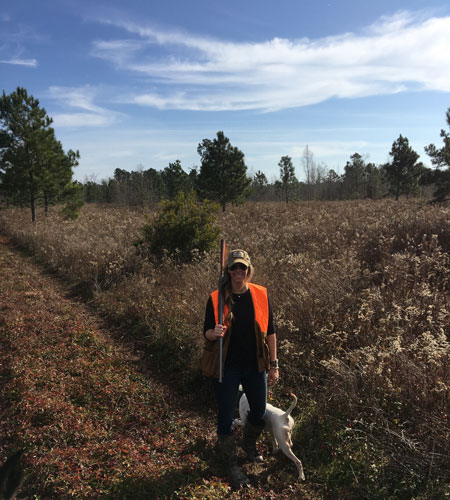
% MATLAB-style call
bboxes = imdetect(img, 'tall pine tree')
[278,155,297,203]
[383,135,423,200]
[197,131,251,211]
[425,108,450,202]
[0,87,81,221]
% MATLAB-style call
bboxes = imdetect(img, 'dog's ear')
[236,385,244,404]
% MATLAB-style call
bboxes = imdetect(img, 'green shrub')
[138,190,220,263]
[61,182,84,220]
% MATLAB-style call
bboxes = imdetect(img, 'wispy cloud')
[48,86,124,127]
[91,11,450,112]
[0,15,40,68]
[0,57,37,67]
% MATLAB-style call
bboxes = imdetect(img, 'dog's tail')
[283,393,297,420]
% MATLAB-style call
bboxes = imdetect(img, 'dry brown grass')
[1,199,449,498]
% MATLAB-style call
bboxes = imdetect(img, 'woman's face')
[228,263,249,289]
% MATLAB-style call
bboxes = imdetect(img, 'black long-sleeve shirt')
[203,289,275,369]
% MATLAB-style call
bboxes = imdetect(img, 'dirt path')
[0,236,319,499]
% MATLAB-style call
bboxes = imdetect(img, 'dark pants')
[213,364,267,436]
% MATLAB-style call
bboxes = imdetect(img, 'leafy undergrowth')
[0,235,321,499]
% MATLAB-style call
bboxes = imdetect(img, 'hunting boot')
[241,421,265,462]
[216,434,250,489]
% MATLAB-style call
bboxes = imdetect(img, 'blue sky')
[1,0,450,182]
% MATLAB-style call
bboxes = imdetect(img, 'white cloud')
[0,58,37,67]
[47,86,124,127]
[91,39,145,66]
[91,11,450,112]
[0,15,41,68]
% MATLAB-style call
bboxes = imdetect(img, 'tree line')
[2,87,450,217]
[82,123,450,208]
[83,131,251,211]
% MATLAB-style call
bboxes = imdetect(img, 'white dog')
[234,392,306,481]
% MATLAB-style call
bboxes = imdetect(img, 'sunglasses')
[229,263,248,271]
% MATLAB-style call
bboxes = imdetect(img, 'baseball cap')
[226,249,251,268]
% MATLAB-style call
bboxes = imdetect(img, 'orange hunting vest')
[210,282,269,333]
[201,282,270,376]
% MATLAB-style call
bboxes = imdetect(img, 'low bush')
[136,190,220,263]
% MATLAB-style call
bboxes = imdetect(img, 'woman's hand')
[205,324,227,341]
[267,368,279,386]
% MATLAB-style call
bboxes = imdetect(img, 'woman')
[202,249,279,488]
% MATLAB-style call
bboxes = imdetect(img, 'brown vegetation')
[0,199,449,499]
[0,234,317,499]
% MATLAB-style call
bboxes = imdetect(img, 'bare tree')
[302,145,317,200]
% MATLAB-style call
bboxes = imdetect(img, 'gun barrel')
[218,239,226,382]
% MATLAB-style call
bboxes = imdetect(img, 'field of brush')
[0,199,449,499]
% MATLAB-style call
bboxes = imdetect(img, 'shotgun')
[218,239,227,382]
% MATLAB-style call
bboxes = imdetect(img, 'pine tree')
[251,170,269,200]
[0,87,81,221]
[383,135,423,200]
[425,108,450,202]
[161,160,193,200]
[278,155,297,203]
[197,131,251,211]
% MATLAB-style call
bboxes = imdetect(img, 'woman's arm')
[267,332,277,362]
